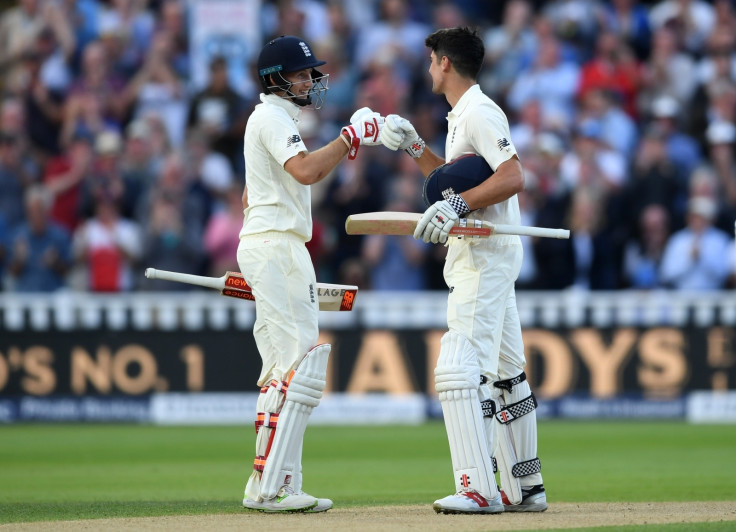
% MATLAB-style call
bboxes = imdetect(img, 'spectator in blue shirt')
[7,185,72,292]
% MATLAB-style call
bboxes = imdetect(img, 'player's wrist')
[404,136,425,159]
[446,194,470,216]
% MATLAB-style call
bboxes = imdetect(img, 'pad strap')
[481,399,496,418]
[493,372,527,392]
[495,393,537,424]
[511,457,542,478]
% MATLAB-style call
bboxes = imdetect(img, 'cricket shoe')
[501,484,548,512]
[299,492,333,513]
[242,485,317,513]
[433,489,504,514]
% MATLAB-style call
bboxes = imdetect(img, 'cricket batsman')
[379,27,548,514]
[238,35,383,512]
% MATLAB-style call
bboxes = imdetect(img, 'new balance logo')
[287,134,301,147]
[497,138,510,150]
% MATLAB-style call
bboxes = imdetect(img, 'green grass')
[1,421,735,524]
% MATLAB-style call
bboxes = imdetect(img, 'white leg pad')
[494,376,542,504]
[435,332,499,500]
[247,344,330,501]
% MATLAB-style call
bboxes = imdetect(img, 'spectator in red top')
[577,30,642,118]
[43,132,94,232]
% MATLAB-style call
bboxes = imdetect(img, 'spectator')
[566,186,622,290]
[647,94,702,187]
[599,0,652,60]
[480,0,536,102]
[78,130,138,220]
[649,0,715,55]
[704,121,736,235]
[623,124,684,233]
[507,34,580,130]
[71,196,142,292]
[559,119,627,193]
[623,203,671,289]
[354,0,430,82]
[577,30,642,119]
[43,131,95,232]
[577,87,638,158]
[127,31,188,148]
[360,178,429,291]
[639,26,697,108]
[0,125,39,230]
[6,185,71,292]
[139,193,205,290]
[659,196,732,290]
[186,55,249,172]
[203,183,243,277]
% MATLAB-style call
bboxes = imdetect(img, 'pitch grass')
[1,421,735,524]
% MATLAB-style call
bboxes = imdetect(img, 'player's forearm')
[460,157,524,211]
[417,147,445,177]
[286,137,349,185]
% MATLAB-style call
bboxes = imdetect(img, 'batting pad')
[435,332,499,500]
[257,343,330,500]
[494,375,542,504]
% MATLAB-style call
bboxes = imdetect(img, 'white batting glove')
[341,107,385,160]
[380,114,426,158]
[414,195,470,244]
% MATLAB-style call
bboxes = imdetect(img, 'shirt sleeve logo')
[497,138,510,151]
[287,134,302,147]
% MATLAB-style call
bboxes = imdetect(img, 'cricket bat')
[345,212,570,239]
[144,268,358,312]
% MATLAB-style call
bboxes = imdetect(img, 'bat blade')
[346,212,492,237]
[345,212,569,239]
[145,268,358,311]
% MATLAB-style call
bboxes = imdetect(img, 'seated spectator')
[6,185,71,292]
[659,196,732,290]
[559,119,627,192]
[0,124,39,230]
[623,203,671,289]
[71,196,142,292]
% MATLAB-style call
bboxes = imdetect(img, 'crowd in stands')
[0,0,735,294]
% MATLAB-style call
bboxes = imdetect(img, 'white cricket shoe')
[433,489,505,514]
[301,493,333,513]
[502,484,548,512]
[242,485,317,513]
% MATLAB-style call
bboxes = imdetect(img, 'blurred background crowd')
[0,0,735,294]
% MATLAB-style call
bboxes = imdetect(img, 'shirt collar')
[448,84,481,119]
[261,93,302,121]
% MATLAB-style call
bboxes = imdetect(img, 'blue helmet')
[257,35,328,108]
[423,154,493,208]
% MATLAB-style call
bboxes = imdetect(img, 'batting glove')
[341,107,384,160]
[414,195,470,244]
[380,114,426,158]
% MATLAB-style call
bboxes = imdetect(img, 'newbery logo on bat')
[224,273,251,290]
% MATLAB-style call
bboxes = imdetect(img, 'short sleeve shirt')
[445,84,521,226]
[240,94,312,240]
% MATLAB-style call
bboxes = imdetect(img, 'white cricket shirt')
[445,84,521,227]
[240,93,312,241]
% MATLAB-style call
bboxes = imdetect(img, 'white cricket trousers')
[237,231,319,386]
[444,237,526,381]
